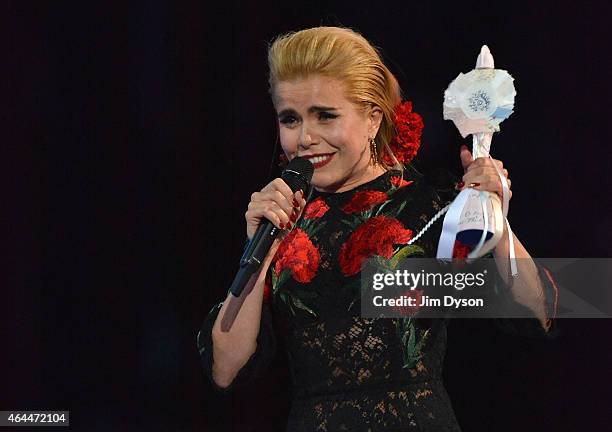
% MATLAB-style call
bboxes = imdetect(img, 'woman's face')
[273,75,383,193]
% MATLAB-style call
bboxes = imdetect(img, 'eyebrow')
[277,106,339,117]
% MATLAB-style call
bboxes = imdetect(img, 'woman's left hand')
[457,145,512,200]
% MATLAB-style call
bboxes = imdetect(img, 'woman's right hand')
[245,178,307,240]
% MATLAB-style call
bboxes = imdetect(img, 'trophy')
[436,45,517,275]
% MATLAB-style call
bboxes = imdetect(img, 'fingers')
[246,201,289,228]
[460,164,512,200]
[247,192,305,227]
[263,178,295,205]
[282,189,307,229]
[460,145,473,171]
[246,178,308,239]
[460,180,512,200]
[464,156,504,173]
[463,166,507,181]
[250,190,293,218]
[252,180,303,216]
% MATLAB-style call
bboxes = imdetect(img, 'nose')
[298,124,316,151]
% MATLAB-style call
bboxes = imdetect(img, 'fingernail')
[279,223,285,229]
[455,181,465,190]
[469,182,481,188]
[290,212,297,223]
[293,198,299,207]
[286,222,293,230]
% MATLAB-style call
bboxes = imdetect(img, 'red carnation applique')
[452,240,471,259]
[384,101,424,166]
[263,272,272,303]
[392,289,423,317]
[342,190,388,214]
[339,216,413,276]
[274,228,320,283]
[303,197,329,219]
[390,176,414,189]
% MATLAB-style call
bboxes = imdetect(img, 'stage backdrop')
[5,1,611,431]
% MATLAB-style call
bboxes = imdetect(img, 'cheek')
[279,129,298,155]
[336,130,366,156]
[327,128,356,151]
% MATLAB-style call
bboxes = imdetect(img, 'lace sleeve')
[402,168,560,340]
[489,256,560,340]
[196,298,278,393]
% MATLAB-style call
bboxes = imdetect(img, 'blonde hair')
[267,26,403,171]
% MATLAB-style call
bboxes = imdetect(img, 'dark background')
[4,1,612,431]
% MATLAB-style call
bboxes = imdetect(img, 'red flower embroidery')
[452,240,471,259]
[392,289,423,317]
[384,101,424,166]
[263,272,272,303]
[303,197,329,219]
[390,176,414,188]
[274,228,320,283]
[342,190,388,214]
[339,216,413,276]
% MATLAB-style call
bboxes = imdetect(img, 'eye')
[279,115,299,126]
[318,112,338,121]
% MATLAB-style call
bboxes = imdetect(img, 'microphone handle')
[229,222,280,297]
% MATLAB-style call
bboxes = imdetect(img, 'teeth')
[311,155,331,164]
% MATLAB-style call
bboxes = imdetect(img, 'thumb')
[460,145,473,172]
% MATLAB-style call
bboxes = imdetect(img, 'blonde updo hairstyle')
[267,26,403,171]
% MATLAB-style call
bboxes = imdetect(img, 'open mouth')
[304,153,335,169]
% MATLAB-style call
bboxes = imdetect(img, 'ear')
[367,105,384,138]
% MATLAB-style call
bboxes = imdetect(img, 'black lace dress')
[198,167,559,431]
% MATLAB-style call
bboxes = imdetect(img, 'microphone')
[228,157,314,298]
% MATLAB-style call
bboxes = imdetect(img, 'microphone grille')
[282,157,314,193]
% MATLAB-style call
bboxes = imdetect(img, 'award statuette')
[437,45,517,275]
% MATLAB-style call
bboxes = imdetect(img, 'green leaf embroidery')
[378,200,407,219]
[271,268,289,294]
[372,199,392,216]
[299,218,327,237]
[396,318,430,369]
[389,244,425,270]
[273,267,318,317]
[277,288,317,317]
[290,296,317,317]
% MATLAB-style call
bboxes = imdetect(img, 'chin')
[311,172,343,192]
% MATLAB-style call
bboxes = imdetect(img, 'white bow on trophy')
[436,45,518,276]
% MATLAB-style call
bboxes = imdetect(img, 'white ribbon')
[436,188,472,260]
[436,140,517,277]
[467,191,489,259]
[487,154,518,276]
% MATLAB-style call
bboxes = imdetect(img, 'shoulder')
[389,164,458,216]
[389,164,460,256]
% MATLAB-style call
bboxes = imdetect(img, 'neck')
[316,164,389,193]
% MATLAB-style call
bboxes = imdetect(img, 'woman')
[198,26,558,431]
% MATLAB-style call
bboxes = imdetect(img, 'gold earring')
[369,138,379,166]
